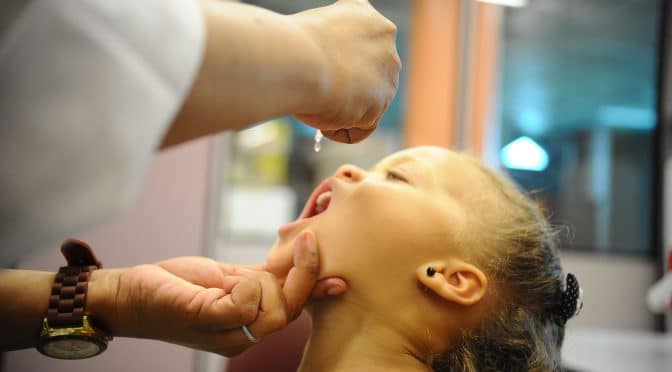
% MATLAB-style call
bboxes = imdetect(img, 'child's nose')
[334,164,366,183]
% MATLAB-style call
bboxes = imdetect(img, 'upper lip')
[298,178,334,220]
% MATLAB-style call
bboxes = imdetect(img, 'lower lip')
[278,179,334,235]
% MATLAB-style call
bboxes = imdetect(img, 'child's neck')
[298,299,432,372]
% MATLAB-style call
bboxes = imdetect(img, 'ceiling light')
[477,0,527,7]
[501,136,549,171]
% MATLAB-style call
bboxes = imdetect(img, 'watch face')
[39,335,105,359]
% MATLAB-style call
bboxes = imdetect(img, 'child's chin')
[265,239,294,277]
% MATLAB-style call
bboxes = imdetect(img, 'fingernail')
[327,283,344,296]
[304,233,317,255]
[306,234,317,254]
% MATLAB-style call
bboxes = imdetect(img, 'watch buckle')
[41,315,112,341]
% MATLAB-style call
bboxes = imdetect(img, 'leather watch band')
[47,239,102,328]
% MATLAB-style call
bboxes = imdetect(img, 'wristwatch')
[36,239,112,359]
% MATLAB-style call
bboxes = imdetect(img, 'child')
[266,145,583,372]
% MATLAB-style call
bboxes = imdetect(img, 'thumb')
[282,231,320,320]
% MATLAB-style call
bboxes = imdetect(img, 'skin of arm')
[0,270,57,351]
[162,0,400,147]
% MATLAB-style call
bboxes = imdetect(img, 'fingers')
[282,231,320,320]
[321,126,375,144]
[195,277,261,330]
[230,277,262,323]
[212,233,318,344]
[228,270,289,341]
[311,277,348,299]
[207,278,347,354]
[202,233,347,353]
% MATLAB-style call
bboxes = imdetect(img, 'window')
[496,0,663,254]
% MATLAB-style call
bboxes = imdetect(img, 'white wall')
[4,139,213,372]
[560,252,667,371]
[562,251,658,331]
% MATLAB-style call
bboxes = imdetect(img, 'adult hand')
[291,0,401,144]
[266,232,348,301]
[92,232,323,356]
[162,0,400,148]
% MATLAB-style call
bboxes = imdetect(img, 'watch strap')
[61,239,102,268]
[47,239,102,328]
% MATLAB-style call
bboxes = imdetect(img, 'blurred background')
[5,0,672,371]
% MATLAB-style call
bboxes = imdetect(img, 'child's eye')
[386,170,408,183]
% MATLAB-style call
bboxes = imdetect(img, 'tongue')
[315,192,332,214]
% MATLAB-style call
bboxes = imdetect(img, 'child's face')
[267,146,494,290]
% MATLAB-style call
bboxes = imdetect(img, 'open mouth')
[298,179,333,220]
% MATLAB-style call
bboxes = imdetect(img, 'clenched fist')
[293,0,402,143]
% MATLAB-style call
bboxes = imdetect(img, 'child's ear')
[416,259,488,306]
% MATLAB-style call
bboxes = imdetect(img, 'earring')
[426,266,436,277]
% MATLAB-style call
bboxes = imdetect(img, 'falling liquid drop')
[314,130,323,152]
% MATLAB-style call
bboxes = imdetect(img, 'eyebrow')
[372,154,437,187]
[372,154,417,171]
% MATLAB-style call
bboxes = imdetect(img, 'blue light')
[500,136,549,171]
[517,107,546,135]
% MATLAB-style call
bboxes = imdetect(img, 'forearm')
[0,270,54,350]
[161,0,325,148]
[0,268,125,351]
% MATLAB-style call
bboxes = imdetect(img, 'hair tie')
[557,272,583,324]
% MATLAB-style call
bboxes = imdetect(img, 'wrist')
[284,14,331,118]
[87,268,126,337]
